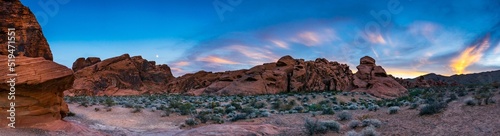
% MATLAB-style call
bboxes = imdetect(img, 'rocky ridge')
[68,55,407,98]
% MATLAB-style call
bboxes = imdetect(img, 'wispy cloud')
[450,35,491,74]
[197,55,240,65]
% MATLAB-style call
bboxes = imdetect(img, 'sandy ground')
[1,94,499,136]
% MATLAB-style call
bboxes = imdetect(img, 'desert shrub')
[260,111,271,117]
[241,107,257,114]
[252,101,267,109]
[104,97,115,107]
[362,119,382,128]
[321,120,341,133]
[337,110,352,121]
[123,102,134,108]
[94,108,100,112]
[388,106,400,114]
[322,107,335,115]
[179,103,194,115]
[195,111,212,123]
[308,104,323,111]
[211,115,224,124]
[230,113,248,122]
[464,97,477,106]
[225,106,236,114]
[185,118,199,126]
[419,102,447,116]
[213,107,225,114]
[230,102,243,110]
[303,118,328,135]
[448,94,458,102]
[131,107,141,113]
[347,130,359,136]
[79,102,89,108]
[293,106,305,113]
[349,120,361,129]
[360,126,380,136]
[347,105,358,110]
[409,103,418,109]
[367,105,379,111]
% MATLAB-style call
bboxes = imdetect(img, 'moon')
[156,54,159,58]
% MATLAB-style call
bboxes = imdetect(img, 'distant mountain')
[420,70,500,85]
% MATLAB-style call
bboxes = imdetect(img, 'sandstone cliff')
[0,0,53,60]
[68,55,408,98]
[66,54,175,96]
[167,55,355,96]
[0,0,73,128]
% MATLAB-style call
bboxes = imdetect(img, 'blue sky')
[20,0,500,78]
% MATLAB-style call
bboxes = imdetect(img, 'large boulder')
[0,0,53,60]
[352,56,407,98]
[66,54,175,96]
[0,56,74,128]
[72,57,101,72]
[167,55,355,95]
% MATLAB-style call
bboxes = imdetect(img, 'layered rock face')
[66,54,175,96]
[352,56,407,98]
[0,0,53,60]
[0,0,73,128]
[0,56,74,127]
[168,55,355,96]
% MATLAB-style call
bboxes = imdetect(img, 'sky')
[20,0,500,78]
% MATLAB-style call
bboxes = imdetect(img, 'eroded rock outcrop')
[351,56,407,98]
[0,0,73,128]
[0,0,53,60]
[72,57,101,72]
[0,56,73,127]
[66,54,175,96]
[168,55,355,96]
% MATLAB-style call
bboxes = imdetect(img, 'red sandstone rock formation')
[168,55,355,96]
[72,57,101,72]
[351,56,407,98]
[0,0,73,128]
[0,0,53,60]
[66,54,175,96]
[0,56,74,128]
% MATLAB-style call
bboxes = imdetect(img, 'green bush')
[322,107,335,115]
